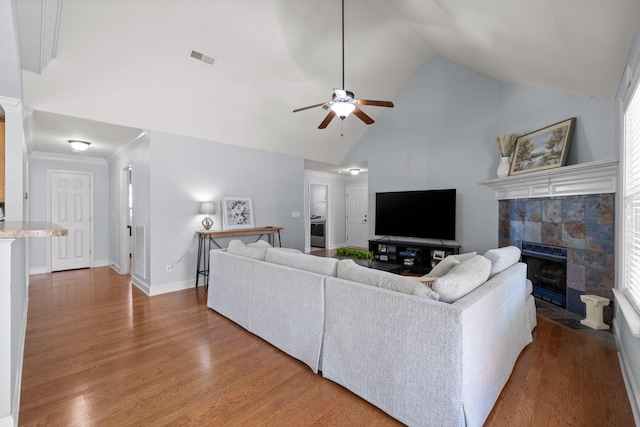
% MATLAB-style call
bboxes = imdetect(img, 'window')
[623,75,640,313]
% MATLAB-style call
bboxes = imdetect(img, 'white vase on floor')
[497,156,510,178]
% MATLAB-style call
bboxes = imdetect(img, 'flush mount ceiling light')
[68,140,91,151]
[350,168,360,175]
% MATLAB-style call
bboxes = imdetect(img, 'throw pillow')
[483,246,521,277]
[337,259,439,300]
[227,239,268,260]
[432,255,491,303]
[247,240,272,248]
[428,252,476,277]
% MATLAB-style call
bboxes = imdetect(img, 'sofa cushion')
[483,246,521,278]
[337,259,439,300]
[265,248,338,276]
[227,239,269,260]
[247,240,272,249]
[428,252,477,277]
[432,255,491,303]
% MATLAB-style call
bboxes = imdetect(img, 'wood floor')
[19,267,635,426]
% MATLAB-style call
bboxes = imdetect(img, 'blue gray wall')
[343,56,617,253]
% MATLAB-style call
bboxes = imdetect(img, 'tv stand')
[368,238,461,275]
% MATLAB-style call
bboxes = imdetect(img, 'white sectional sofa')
[207,241,536,427]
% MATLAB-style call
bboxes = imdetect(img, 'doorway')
[119,165,133,275]
[346,183,368,249]
[309,182,329,250]
[49,170,93,271]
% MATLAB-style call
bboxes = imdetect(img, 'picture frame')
[221,195,255,230]
[509,117,576,176]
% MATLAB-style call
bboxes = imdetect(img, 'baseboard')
[148,279,195,296]
[0,415,15,427]
[93,259,110,268]
[131,276,151,296]
[28,266,47,275]
[614,317,640,425]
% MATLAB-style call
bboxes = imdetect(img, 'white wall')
[344,56,617,253]
[28,155,111,273]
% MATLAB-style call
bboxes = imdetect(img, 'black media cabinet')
[368,239,460,275]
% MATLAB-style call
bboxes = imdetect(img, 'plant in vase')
[495,133,518,178]
[336,247,374,267]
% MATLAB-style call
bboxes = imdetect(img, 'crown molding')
[107,130,149,161]
[478,158,618,200]
[29,151,108,165]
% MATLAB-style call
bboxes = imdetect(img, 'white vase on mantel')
[496,156,510,178]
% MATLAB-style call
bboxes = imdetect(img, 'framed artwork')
[221,195,255,230]
[509,117,576,176]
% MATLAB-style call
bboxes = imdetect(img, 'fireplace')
[521,241,567,308]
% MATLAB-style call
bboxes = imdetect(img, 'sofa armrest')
[322,277,466,426]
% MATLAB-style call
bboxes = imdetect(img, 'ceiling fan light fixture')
[68,140,91,151]
[350,168,360,175]
[330,102,356,118]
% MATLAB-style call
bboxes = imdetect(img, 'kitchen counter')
[0,222,68,238]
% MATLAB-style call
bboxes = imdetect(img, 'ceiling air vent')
[189,49,215,66]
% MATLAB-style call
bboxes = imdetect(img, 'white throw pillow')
[247,240,272,248]
[432,255,491,303]
[483,246,521,277]
[428,252,477,277]
[337,259,439,300]
[227,239,268,260]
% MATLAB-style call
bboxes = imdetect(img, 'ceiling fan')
[293,0,394,129]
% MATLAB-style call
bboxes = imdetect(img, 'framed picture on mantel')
[221,195,255,230]
[509,117,576,176]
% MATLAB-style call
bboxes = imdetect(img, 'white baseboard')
[0,415,15,427]
[148,279,195,296]
[93,259,110,268]
[614,318,640,425]
[28,266,47,275]
[131,276,151,295]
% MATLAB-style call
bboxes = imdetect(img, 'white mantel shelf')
[478,158,618,200]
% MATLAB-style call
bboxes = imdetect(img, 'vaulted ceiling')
[16,0,640,165]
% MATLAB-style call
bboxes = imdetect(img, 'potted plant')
[336,247,375,267]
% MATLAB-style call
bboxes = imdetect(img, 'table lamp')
[200,201,215,230]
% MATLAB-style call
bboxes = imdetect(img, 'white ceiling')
[16,0,640,168]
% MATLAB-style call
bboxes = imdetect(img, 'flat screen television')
[374,189,456,240]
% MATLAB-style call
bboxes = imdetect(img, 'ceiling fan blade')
[293,102,329,113]
[356,99,394,108]
[353,107,374,125]
[318,110,337,129]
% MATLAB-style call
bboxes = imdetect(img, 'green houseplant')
[336,247,374,267]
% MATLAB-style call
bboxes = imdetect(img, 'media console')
[369,238,461,275]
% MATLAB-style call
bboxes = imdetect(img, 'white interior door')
[346,184,368,248]
[50,171,92,271]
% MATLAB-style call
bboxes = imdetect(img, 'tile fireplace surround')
[480,159,618,323]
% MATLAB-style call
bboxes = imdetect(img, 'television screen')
[374,189,456,240]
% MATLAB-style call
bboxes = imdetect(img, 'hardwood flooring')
[19,267,635,426]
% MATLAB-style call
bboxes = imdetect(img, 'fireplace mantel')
[478,158,618,200]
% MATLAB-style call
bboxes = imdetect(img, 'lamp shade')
[330,102,356,118]
[199,201,215,215]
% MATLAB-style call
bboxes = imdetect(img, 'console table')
[195,226,283,290]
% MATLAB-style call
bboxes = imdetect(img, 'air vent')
[189,49,215,66]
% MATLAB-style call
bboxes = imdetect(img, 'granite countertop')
[0,222,68,238]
